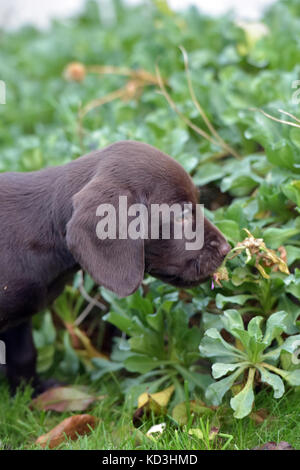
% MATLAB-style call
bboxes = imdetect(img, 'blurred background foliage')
[1,0,300,417]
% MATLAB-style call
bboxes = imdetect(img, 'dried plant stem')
[278,108,300,124]
[75,271,106,327]
[156,64,220,146]
[79,87,126,119]
[251,107,300,129]
[76,64,164,147]
[77,87,126,149]
[86,65,159,84]
[87,65,134,77]
[180,46,242,160]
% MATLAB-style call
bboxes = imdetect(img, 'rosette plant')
[200,309,300,418]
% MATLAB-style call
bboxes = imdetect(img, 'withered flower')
[212,229,290,288]
[211,266,229,289]
[63,62,86,82]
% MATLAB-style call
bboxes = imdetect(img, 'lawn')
[1,380,300,449]
[1,0,300,451]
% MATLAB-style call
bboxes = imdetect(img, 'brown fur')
[0,141,229,393]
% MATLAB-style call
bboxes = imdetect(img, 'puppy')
[0,140,230,394]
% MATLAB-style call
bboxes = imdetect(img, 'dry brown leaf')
[36,414,97,449]
[138,385,174,409]
[172,400,215,426]
[252,441,295,450]
[133,385,175,427]
[31,386,104,412]
[250,408,269,425]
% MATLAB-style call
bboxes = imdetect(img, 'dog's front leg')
[0,320,59,396]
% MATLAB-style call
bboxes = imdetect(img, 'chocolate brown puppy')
[0,141,230,393]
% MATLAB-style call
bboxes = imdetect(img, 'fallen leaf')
[172,400,215,426]
[133,396,163,427]
[209,426,220,440]
[188,425,219,441]
[31,386,104,412]
[252,441,295,450]
[250,408,269,425]
[133,385,174,427]
[188,428,204,439]
[138,385,174,408]
[36,414,97,449]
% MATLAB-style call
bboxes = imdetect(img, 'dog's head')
[66,141,230,297]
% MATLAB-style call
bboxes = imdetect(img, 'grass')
[1,379,299,450]
[1,0,300,452]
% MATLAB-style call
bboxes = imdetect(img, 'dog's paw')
[7,375,64,397]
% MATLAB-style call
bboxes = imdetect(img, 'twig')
[86,65,159,85]
[75,300,100,327]
[77,87,126,149]
[155,64,220,146]
[75,64,164,146]
[75,271,106,326]
[180,46,242,160]
[250,107,300,129]
[278,108,300,124]
[79,87,126,119]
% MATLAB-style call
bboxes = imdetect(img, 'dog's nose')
[219,241,231,258]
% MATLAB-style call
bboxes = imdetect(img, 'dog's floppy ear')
[66,175,145,297]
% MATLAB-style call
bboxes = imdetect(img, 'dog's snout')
[208,237,231,257]
[219,240,231,258]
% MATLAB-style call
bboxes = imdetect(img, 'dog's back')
[0,168,75,330]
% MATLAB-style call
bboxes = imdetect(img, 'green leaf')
[104,310,143,336]
[194,163,224,185]
[281,334,300,354]
[263,311,288,346]
[257,366,285,399]
[36,345,55,374]
[172,400,214,426]
[284,272,300,299]
[231,267,255,286]
[124,355,163,374]
[247,316,264,342]
[285,245,300,265]
[212,362,243,379]
[146,309,164,332]
[214,220,241,243]
[221,173,262,197]
[129,333,163,358]
[263,227,300,249]
[91,358,124,380]
[42,312,56,344]
[281,369,300,386]
[205,366,247,406]
[215,294,253,309]
[266,139,296,171]
[200,328,244,360]
[59,332,80,376]
[230,368,255,419]
[222,309,245,333]
[174,365,213,390]
[282,180,300,206]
